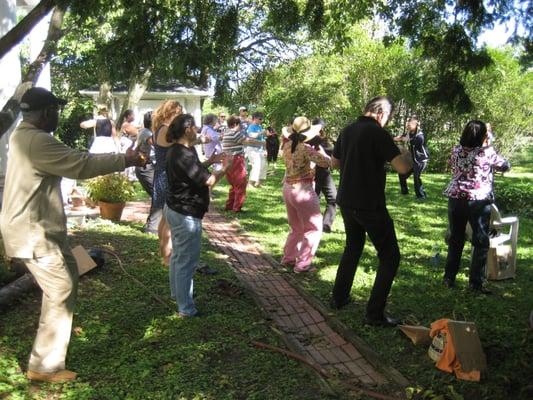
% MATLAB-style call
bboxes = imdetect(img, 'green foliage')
[266,0,302,35]
[464,48,533,162]
[495,183,533,217]
[233,27,532,172]
[54,94,94,150]
[85,173,135,203]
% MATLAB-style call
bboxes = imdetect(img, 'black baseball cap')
[19,87,67,111]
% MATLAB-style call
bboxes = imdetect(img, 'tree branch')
[0,0,57,61]
[25,6,66,84]
[0,5,66,139]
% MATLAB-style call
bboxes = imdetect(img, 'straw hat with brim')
[282,116,322,142]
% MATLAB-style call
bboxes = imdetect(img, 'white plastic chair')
[486,204,519,280]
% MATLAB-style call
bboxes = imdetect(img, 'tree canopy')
[1,0,531,135]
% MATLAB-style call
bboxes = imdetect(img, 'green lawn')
[0,220,330,400]
[210,157,533,400]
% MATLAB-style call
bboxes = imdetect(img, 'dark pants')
[399,160,427,198]
[266,146,278,162]
[332,206,400,319]
[444,198,491,287]
[135,164,162,234]
[314,168,337,230]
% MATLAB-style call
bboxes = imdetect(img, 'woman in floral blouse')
[443,120,510,294]
[280,117,331,273]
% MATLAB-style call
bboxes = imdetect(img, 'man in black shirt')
[309,119,337,233]
[330,96,412,327]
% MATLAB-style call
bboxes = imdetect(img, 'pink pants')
[281,181,323,271]
[225,154,247,212]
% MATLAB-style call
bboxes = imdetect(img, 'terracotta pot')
[98,201,126,221]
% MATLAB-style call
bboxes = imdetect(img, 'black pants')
[444,198,491,287]
[135,164,162,234]
[266,146,278,162]
[332,206,400,319]
[399,160,427,198]
[315,169,337,230]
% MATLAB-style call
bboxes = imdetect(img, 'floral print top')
[444,145,510,201]
[282,141,330,184]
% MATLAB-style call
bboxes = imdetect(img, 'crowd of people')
[0,88,510,382]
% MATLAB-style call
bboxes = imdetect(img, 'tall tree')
[321,0,531,112]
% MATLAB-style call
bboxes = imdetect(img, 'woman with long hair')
[80,106,119,154]
[164,114,229,316]
[443,120,510,294]
[151,100,183,264]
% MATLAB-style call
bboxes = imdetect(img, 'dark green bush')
[56,96,94,151]
[494,179,533,217]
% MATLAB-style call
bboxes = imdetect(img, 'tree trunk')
[97,81,113,111]
[198,66,210,89]
[24,6,65,84]
[0,0,56,61]
[116,67,152,130]
[0,5,65,140]
[0,274,38,311]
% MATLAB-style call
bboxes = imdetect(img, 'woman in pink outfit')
[281,117,331,273]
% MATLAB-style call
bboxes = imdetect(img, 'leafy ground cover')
[210,153,533,400]
[0,220,331,399]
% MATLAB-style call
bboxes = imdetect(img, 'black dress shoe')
[323,225,332,233]
[329,296,352,310]
[443,277,455,288]
[364,315,401,327]
[469,284,492,295]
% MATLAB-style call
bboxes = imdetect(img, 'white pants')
[248,147,267,183]
[22,245,78,373]
[89,136,118,154]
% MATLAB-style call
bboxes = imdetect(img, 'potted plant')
[85,173,135,221]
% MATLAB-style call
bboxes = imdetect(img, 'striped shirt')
[222,128,245,155]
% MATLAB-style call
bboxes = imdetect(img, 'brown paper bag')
[71,245,97,275]
[398,324,432,345]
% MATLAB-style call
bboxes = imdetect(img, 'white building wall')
[95,96,206,129]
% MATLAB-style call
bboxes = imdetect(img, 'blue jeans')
[165,206,202,316]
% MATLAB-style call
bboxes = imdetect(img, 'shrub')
[494,181,533,217]
[85,173,135,203]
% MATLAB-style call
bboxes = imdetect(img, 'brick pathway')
[121,201,151,222]
[203,207,387,385]
[121,201,389,385]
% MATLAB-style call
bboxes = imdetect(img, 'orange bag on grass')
[429,319,487,382]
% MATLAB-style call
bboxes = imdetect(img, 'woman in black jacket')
[394,115,429,199]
